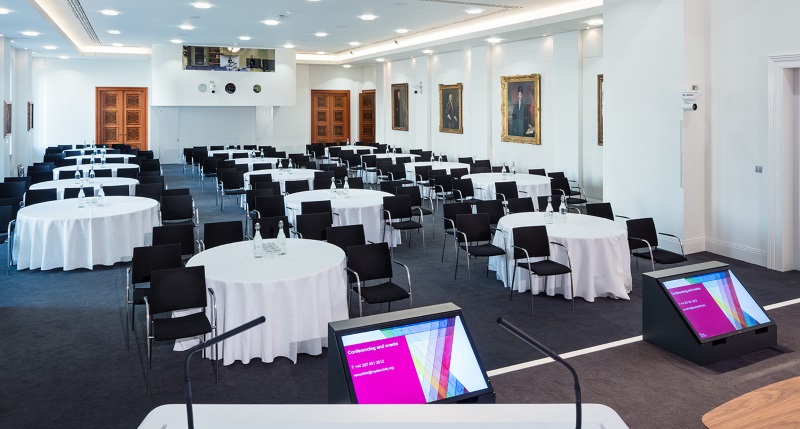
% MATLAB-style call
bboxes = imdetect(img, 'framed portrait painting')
[391,83,409,131]
[28,102,34,131]
[501,74,541,145]
[439,83,463,134]
[3,101,10,136]
[597,74,604,146]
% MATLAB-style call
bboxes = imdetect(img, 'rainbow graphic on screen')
[662,270,770,340]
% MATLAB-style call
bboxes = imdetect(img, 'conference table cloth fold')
[488,212,632,302]
[29,177,138,199]
[243,169,320,193]
[13,196,160,271]
[463,172,552,206]
[52,164,140,179]
[178,240,349,365]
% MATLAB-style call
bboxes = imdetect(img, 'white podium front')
[140,403,628,429]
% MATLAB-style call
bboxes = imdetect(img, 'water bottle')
[559,195,568,222]
[74,169,81,183]
[260,148,265,159]
[330,176,337,191]
[88,166,96,183]
[343,177,350,196]
[347,138,351,146]
[277,220,287,255]
[253,223,264,258]
[288,158,294,170]
[97,184,105,206]
[385,146,390,154]
[393,147,396,154]
[90,157,95,169]
[545,196,554,224]
[502,163,508,178]
[77,184,86,208]
[512,162,516,175]
[101,152,106,166]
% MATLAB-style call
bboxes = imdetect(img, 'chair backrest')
[4,177,32,192]
[221,170,245,190]
[116,167,139,180]
[130,243,183,284]
[138,175,165,189]
[24,189,58,206]
[301,199,333,220]
[153,224,195,257]
[105,157,125,164]
[383,195,414,219]
[0,182,25,198]
[149,266,208,315]
[394,185,423,207]
[547,171,566,179]
[58,158,78,167]
[470,166,490,174]
[474,200,505,225]
[379,180,405,195]
[248,173,273,186]
[455,213,492,243]
[431,174,454,192]
[135,183,163,202]
[409,149,423,155]
[209,145,224,150]
[161,195,194,222]
[162,188,191,197]
[387,164,407,181]
[507,197,535,213]
[452,177,475,198]
[202,157,219,174]
[252,162,273,171]
[140,159,161,172]
[103,184,130,196]
[254,181,282,195]
[254,195,287,218]
[536,195,563,212]
[458,157,474,164]
[491,166,504,173]
[529,168,547,176]
[296,212,332,240]
[414,165,433,181]
[314,170,335,181]
[494,181,519,200]
[346,242,393,282]
[232,152,249,159]
[252,215,291,239]
[203,220,244,249]
[246,189,275,211]
[327,224,366,253]
[362,154,377,168]
[346,177,364,189]
[64,186,95,199]
[283,180,309,194]
[549,177,571,196]
[473,159,491,168]
[93,168,113,177]
[512,225,551,260]
[29,171,54,185]
[58,170,78,180]
[0,197,22,220]
[332,166,348,181]
[0,205,13,235]
[586,202,615,221]
[626,218,659,250]
[450,168,469,179]
[442,202,472,230]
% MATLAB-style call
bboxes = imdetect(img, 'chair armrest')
[615,215,630,220]
[443,217,456,231]
[332,212,341,226]
[126,267,132,300]
[393,260,412,291]
[197,239,206,252]
[207,287,218,330]
[495,192,507,202]
[518,190,529,196]
[452,189,463,200]
[568,207,580,214]
[550,241,572,267]
[454,229,469,248]
[292,230,302,239]
[658,232,685,256]
[412,206,424,225]
[345,267,361,286]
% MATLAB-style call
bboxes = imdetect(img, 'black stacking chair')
[529,168,547,176]
[145,265,218,396]
[116,167,139,180]
[4,177,32,192]
[284,179,310,194]
[200,220,244,251]
[0,182,25,199]
[431,174,455,211]
[253,180,281,194]
[626,218,687,271]
[139,175,165,189]
[0,205,14,275]
[458,157,474,164]
[58,170,79,180]
[254,195,289,219]
[551,177,586,211]
[162,188,191,197]
[510,225,575,313]
[508,197,536,213]
[295,213,332,240]
[301,200,340,234]
[327,224,367,254]
[453,213,507,281]
[93,168,113,178]
[245,189,276,236]
[160,195,198,227]
[475,199,505,232]
[248,173,273,189]
[0,197,22,221]
[450,168,469,179]
[251,162,273,171]
[452,177,481,205]
[395,185,434,232]
[586,202,628,221]
[29,171,54,185]
[125,243,183,351]
[135,183,162,202]
[153,224,196,260]
[379,180,405,195]
[58,158,78,167]
[103,184,130,196]
[24,189,57,206]
[201,157,220,192]
[346,242,412,317]
[383,195,425,252]
[140,159,161,173]
[494,181,528,203]
[441,202,473,263]
[219,170,246,211]
[64,187,95,199]
[345,177,364,189]
[252,215,292,239]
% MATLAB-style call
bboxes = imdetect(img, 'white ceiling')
[5,0,602,63]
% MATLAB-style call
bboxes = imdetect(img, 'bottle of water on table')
[277,220,287,255]
[253,222,264,258]
[559,195,567,223]
[78,184,86,208]
[545,196,554,224]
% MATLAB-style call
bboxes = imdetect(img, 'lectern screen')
[338,313,491,404]
[661,269,772,342]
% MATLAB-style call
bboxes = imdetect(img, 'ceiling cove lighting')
[314,32,328,37]
[316,51,326,55]
[466,8,483,14]
[342,64,352,68]
[0,8,12,14]
[486,37,502,44]
[422,49,433,54]
[179,24,194,30]
[587,18,603,26]
[359,14,376,21]
[375,58,385,62]
[283,43,295,48]
[238,36,251,41]
[192,2,213,9]
[21,31,40,37]
[348,41,360,46]
[395,28,409,34]
[58,56,69,59]
[100,9,119,16]
[112,43,123,47]
[263,19,280,26]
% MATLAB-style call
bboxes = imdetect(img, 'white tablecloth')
[179,239,348,365]
[463,173,552,205]
[488,212,632,302]
[12,196,160,271]
[208,149,253,159]
[244,169,320,192]
[29,178,138,199]
[233,157,284,171]
[65,154,135,164]
[404,161,471,182]
[284,189,397,244]
[52,164,139,179]
[371,153,421,163]
[326,146,375,157]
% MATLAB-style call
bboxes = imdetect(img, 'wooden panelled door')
[311,90,349,144]
[96,87,148,150]
[359,90,375,143]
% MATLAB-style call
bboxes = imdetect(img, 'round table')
[208,149,252,159]
[371,153,421,163]
[488,212,632,302]
[65,154,136,164]
[178,239,348,365]
[244,169,319,193]
[52,164,139,179]
[29,177,138,199]
[284,189,396,244]
[326,146,374,157]
[12,196,160,271]
[233,157,284,172]
[404,161,471,182]
[463,172,552,204]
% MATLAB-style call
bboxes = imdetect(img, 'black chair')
[201,157,220,192]
[300,200,340,234]
[162,188,191,197]
[145,265,218,396]
[209,145,224,151]
[327,224,367,254]
[27,165,55,174]
[345,177,364,189]
[383,195,425,251]
[379,180,405,195]
[508,197,536,213]
[626,218,687,271]
[254,195,289,219]
[219,170,246,211]
[453,213,507,281]
[441,202,473,262]
[510,225,575,313]
[450,168,469,179]
[245,189,276,236]
[529,168,547,176]
[24,189,57,206]
[0,182,25,199]
[251,162,273,171]
[295,213,332,240]
[135,183,163,202]
[57,170,79,180]
[58,158,78,167]
[140,159,161,173]
[200,220,244,250]
[93,168,113,178]
[458,157,474,164]
[494,181,528,203]
[160,195,198,226]
[29,171,54,185]
[248,173,273,189]
[413,165,434,193]
[64,186,95,199]
[252,215,292,239]
[452,177,481,205]
[284,180,310,194]
[153,224,195,260]
[346,242,412,317]
[470,166,490,174]
[103,184,130,196]
[550,177,586,211]
[116,167,139,180]
[585,202,628,221]
[4,177,32,192]
[0,205,14,275]
[474,199,505,232]
[139,175,165,189]
[0,196,22,221]
[395,185,434,232]
[431,174,455,211]
[105,157,125,164]
[232,152,248,159]
[125,243,183,351]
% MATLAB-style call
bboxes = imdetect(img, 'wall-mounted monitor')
[328,303,493,404]
[658,269,772,342]
[182,46,275,72]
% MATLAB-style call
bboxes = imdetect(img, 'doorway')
[95,87,148,150]
[358,90,375,143]
[311,90,350,144]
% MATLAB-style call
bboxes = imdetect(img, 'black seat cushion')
[522,259,571,276]
[388,220,422,230]
[152,312,212,341]
[132,287,149,305]
[353,282,410,305]
[461,243,505,257]
[633,248,687,265]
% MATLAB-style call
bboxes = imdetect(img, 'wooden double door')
[95,87,148,150]
[311,90,350,144]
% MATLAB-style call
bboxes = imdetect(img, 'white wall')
[12,49,33,173]
[0,38,12,179]
[430,50,469,159]
[582,29,604,200]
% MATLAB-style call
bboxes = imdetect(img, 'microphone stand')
[184,316,266,429]
[497,317,581,429]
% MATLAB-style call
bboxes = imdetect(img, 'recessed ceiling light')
[100,9,119,16]
[375,58,385,62]
[112,43,123,47]
[342,65,352,68]
[421,49,433,54]
[108,29,121,34]
[395,28,409,34]
[192,2,212,9]
[179,24,194,31]
[314,32,328,37]
[21,31,40,37]
[0,8,12,14]
[58,56,69,59]
[587,18,603,26]
[359,14,376,21]
[348,41,360,46]
[466,8,483,14]
[317,51,326,55]
[170,39,183,44]
[238,36,251,41]
[263,19,280,26]
[486,37,502,44]
[283,43,295,48]
[43,45,57,50]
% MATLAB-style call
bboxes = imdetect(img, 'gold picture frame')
[391,83,409,131]
[3,101,10,136]
[501,74,541,145]
[597,74,604,146]
[439,83,463,134]
[27,102,33,131]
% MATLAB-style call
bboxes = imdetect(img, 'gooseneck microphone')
[184,316,266,429]
[497,317,581,429]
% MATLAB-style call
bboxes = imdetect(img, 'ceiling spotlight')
[395,28,409,34]
[466,8,483,14]
[375,58,386,62]
[317,51,326,55]
[238,36,251,40]
[486,37,502,44]
[108,29,121,34]
[348,41,360,46]
[170,39,183,44]
[587,18,603,26]
[21,31,40,37]
[100,9,119,16]
[179,24,194,31]
[43,45,57,50]
[359,14,377,21]
[263,19,280,26]
[314,32,328,37]
[58,56,69,59]
[283,43,295,48]
[112,43,123,47]
[0,8,10,14]
[343,64,352,68]
[421,49,433,54]
[192,2,213,9]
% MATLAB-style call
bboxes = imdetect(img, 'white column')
[552,31,583,179]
